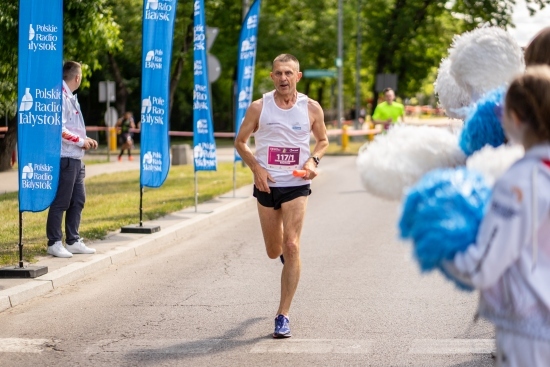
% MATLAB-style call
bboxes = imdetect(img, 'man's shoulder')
[250,97,264,108]
[307,98,324,122]
[247,98,264,115]
[306,97,322,111]
[374,102,387,110]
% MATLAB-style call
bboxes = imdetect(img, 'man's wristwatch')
[310,155,320,166]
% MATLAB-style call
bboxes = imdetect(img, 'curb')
[0,190,256,313]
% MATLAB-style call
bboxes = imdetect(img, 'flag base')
[120,225,161,234]
[0,265,48,279]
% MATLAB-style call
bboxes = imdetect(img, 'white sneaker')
[47,241,73,258]
[66,239,96,254]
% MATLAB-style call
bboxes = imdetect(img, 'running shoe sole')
[273,332,292,338]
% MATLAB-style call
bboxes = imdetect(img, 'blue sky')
[509,0,550,46]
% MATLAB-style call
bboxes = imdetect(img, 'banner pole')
[139,186,144,227]
[106,97,111,162]
[194,171,198,212]
[233,160,237,197]
[220,159,247,199]
[0,211,47,278]
[184,170,213,214]
[18,211,23,268]
[120,184,160,234]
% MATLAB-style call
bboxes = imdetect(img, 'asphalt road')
[0,155,494,367]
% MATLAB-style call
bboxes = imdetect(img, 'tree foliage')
[362,0,548,107]
[1,0,550,171]
[0,0,120,171]
[0,1,19,112]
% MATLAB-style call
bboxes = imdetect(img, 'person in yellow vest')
[372,87,405,130]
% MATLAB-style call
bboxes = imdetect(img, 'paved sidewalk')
[0,145,252,313]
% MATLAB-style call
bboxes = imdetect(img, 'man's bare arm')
[303,99,329,179]
[234,99,275,192]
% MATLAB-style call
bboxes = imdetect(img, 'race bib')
[267,146,300,170]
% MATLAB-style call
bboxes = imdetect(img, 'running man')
[235,54,328,338]
[372,87,405,130]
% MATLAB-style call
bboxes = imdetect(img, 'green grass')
[81,158,114,165]
[0,163,253,266]
[325,141,368,155]
[169,137,236,147]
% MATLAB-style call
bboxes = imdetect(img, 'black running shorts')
[253,184,311,210]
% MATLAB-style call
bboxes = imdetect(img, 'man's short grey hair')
[272,54,300,71]
[63,61,82,81]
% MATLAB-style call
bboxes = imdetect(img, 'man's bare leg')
[277,196,307,316]
[257,203,283,259]
[258,196,307,316]
[257,197,308,316]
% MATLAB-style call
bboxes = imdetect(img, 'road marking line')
[0,338,50,353]
[249,339,374,354]
[87,339,223,354]
[409,339,495,354]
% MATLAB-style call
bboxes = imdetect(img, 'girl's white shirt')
[446,143,550,340]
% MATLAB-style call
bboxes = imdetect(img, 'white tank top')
[255,90,311,187]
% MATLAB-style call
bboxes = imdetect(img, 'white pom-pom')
[434,58,470,119]
[357,125,467,200]
[466,144,524,186]
[449,26,524,101]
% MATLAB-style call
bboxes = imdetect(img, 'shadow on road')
[123,316,267,364]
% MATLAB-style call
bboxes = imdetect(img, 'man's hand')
[82,138,98,150]
[89,138,98,149]
[253,166,275,193]
[302,159,318,180]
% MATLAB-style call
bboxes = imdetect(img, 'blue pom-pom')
[398,168,491,275]
[459,87,506,156]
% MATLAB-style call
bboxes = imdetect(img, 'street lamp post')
[355,0,362,130]
[242,0,250,18]
[337,0,344,132]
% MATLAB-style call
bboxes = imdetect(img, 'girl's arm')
[445,180,528,289]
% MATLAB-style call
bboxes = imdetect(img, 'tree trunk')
[370,0,432,110]
[169,17,195,118]
[317,80,325,108]
[0,116,18,172]
[108,52,129,116]
[304,80,311,97]
[371,0,404,110]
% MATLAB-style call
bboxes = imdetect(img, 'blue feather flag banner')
[193,0,217,172]
[459,87,506,156]
[234,0,261,162]
[140,0,178,188]
[398,168,492,274]
[17,0,63,212]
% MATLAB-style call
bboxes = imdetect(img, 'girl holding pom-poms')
[441,66,550,366]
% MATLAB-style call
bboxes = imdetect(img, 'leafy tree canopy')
[1,0,550,171]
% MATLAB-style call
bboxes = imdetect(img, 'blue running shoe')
[273,314,291,338]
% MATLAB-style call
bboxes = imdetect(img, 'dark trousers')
[46,158,86,246]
